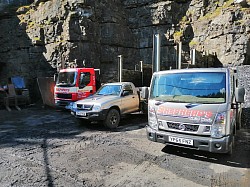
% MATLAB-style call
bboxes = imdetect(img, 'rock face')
[0,0,249,101]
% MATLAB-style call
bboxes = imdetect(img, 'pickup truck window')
[96,85,122,96]
[150,72,226,104]
[123,85,134,94]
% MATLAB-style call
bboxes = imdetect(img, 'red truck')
[54,68,100,109]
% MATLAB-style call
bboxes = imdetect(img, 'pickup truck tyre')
[76,118,91,126]
[104,109,120,129]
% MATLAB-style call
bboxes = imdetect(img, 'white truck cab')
[146,68,245,154]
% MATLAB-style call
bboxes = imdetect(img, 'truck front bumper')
[71,109,108,121]
[55,100,73,109]
[146,126,233,154]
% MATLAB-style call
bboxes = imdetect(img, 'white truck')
[146,68,245,154]
[71,82,148,129]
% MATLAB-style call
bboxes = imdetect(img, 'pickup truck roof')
[103,82,135,86]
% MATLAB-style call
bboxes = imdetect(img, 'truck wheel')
[76,118,91,126]
[104,109,120,129]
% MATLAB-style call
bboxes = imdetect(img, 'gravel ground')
[0,105,249,187]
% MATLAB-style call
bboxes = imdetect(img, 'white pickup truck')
[71,82,148,129]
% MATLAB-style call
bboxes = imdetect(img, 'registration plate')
[169,136,193,146]
[76,111,87,116]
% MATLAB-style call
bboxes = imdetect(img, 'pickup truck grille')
[76,104,93,110]
[167,122,199,132]
[56,93,72,99]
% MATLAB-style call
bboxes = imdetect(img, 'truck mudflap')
[146,126,233,154]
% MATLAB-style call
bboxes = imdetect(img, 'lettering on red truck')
[77,92,86,99]
[56,88,70,93]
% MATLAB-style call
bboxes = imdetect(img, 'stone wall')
[238,65,250,127]
[0,0,249,102]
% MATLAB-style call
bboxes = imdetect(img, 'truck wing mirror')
[235,86,245,103]
[141,87,149,99]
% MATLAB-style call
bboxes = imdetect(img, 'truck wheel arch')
[103,107,121,129]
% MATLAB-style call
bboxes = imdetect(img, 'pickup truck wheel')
[76,118,91,126]
[104,109,120,129]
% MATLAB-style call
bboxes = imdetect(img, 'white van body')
[146,68,245,154]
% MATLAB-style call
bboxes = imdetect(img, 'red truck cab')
[54,68,99,109]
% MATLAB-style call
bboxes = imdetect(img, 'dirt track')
[0,106,249,187]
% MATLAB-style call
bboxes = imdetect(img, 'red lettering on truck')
[157,106,212,119]
[56,88,70,92]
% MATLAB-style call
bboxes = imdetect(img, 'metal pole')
[192,49,196,65]
[178,42,182,69]
[118,55,123,82]
[152,34,161,73]
[140,61,143,86]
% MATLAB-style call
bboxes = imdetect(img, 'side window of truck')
[79,72,91,88]
[123,85,133,95]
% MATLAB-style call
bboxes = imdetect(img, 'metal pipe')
[192,49,196,65]
[118,55,123,82]
[178,42,182,69]
[140,61,143,86]
[152,34,161,73]
[190,48,196,65]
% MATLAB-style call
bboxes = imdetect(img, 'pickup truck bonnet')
[75,94,120,105]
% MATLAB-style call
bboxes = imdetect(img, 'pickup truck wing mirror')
[141,87,149,99]
[122,90,130,97]
[235,86,245,103]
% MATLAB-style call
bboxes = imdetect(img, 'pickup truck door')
[120,85,139,114]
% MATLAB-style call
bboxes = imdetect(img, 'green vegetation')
[180,15,190,26]
[33,37,42,42]
[189,39,198,48]
[16,5,31,13]
[198,0,234,21]
[173,30,183,43]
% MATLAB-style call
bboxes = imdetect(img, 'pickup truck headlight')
[148,106,158,130]
[72,102,77,110]
[92,105,101,112]
[211,112,226,138]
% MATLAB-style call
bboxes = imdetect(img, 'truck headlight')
[211,112,226,138]
[92,105,101,112]
[148,106,158,130]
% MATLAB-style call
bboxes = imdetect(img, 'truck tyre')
[76,118,91,126]
[104,109,120,129]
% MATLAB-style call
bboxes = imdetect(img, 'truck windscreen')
[96,85,122,96]
[56,71,77,87]
[150,72,226,104]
